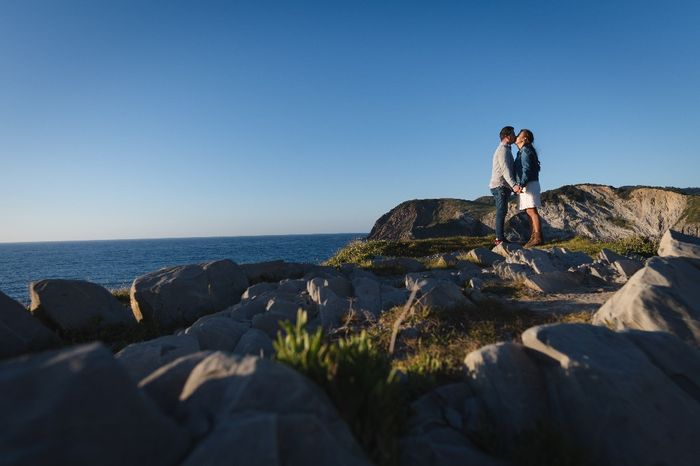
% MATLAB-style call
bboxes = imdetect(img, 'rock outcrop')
[593,230,700,345]
[130,259,249,328]
[29,279,135,332]
[0,343,190,466]
[368,184,700,242]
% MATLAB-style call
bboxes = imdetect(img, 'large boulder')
[29,279,135,332]
[593,256,700,345]
[521,323,700,466]
[465,342,547,437]
[400,383,505,466]
[0,290,59,359]
[130,259,249,328]
[115,334,201,382]
[177,353,370,465]
[0,343,190,466]
[182,315,250,352]
[410,278,473,311]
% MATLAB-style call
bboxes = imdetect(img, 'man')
[489,126,521,245]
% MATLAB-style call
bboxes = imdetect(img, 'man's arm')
[496,148,518,189]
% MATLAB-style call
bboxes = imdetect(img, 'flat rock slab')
[522,323,700,466]
[0,343,190,466]
[593,256,700,345]
[130,259,249,328]
[30,279,135,332]
[0,290,59,359]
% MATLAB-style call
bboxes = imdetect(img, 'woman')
[514,129,543,247]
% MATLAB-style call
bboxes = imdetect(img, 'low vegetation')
[540,235,659,258]
[274,301,591,466]
[325,236,496,267]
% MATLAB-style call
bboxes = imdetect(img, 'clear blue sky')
[1,0,698,242]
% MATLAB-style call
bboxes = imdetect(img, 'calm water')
[0,233,365,305]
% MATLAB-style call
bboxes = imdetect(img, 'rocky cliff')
[368,184,700,241]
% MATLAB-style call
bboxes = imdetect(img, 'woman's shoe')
[525,231,543,248]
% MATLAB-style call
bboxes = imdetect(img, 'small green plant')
[274,310,407,466]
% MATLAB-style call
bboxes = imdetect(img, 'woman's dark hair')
[518,129,534,143]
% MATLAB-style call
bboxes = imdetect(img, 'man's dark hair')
[500,126,515,140]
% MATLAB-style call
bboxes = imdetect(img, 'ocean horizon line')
[0,232,369,247]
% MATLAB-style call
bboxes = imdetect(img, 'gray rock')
[522,323,700,466]
[380,287,410,312]
[278,278,308,294]
[658,229,700,259]
[371,256,425,273]
[352,277,381,316]
[593,256,700,345]
[178,353,369,465]
[492,262,535,281]
[401,383,505,466]
[0,290,59,359]
[612,259,644,280]
[491,242,523,258]
[252,311,292,338]
[183,316,250,352]
[0,343,190,466]
[506,248,557,274]
[241,260,312,283]
[29,279,135,332]
[233,328,275,358]
[413,278,473,311]
[131,259,249,328]
[139,351,213,417]
[229,298,268,321]
[598,248,627,263]
[115,334,201,382]
[465,342,547,436]
[522,271,586,294]
[548,247,593,269]
[468,277,484,290]
[319,293,350,330]
[241,282,278,301]
[455,262,483,283]
[465,247,504,267]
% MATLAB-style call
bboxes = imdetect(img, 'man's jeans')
[490,186,511,241]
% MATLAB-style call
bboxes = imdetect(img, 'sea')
[0,233,365,305]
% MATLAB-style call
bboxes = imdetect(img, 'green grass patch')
[325,236,495,267]
[539,235,659,258]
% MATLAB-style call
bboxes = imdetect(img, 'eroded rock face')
[130,259,249,328]
[178,353,370,466]
[0,290,59,359]
[593,256,700,345]
[29,279,135,332]
[0,343,190,466]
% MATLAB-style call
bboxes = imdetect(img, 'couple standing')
[489,125,542,247]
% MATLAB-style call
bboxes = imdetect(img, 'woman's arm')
[519,147,533,186]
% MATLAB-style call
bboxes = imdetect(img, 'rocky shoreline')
[1,229,699,465]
